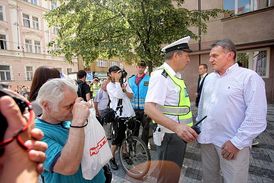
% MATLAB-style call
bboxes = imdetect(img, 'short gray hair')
[37,78,77,111]
[211,39,237,59]
[164,50,184,60]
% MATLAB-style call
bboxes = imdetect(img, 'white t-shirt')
[106,81,135,117]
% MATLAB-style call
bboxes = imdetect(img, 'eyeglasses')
[0,89,34,154]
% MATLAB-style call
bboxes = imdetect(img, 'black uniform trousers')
[157,133,187,183]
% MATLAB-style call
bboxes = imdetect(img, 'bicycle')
[112,116,151,179]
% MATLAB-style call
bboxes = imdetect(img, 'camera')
[118,69,127,85]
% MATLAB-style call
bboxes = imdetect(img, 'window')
[0,65,11,81]
[26,66,33,81]
[224,0,274,15]
[53,27,59,34]
[67,68,72,74]
[31,0,38,5]
[237,48,270,78]
[51,0,57,9]
[34,40,41,53]
[0,6,4,21]
[25,39,32,52]
[23,14,30,28]
[0,34,7,50]
[110,61,118,67]
[96,60,108,67]
[32,16,39,30]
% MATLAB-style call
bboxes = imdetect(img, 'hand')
[174,123,198,142]
[0,93,47,177]
[122,84,127,92]
[221,140,239,160]
[72,98,90,126]
[24,128,48,174]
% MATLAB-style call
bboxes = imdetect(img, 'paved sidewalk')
[112,104,274,183]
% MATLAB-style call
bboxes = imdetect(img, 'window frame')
[0,65,11,81]
[0,34,7,50]
[23,13,30,28]
[224,0,273,15]
[34,40,41,53]
[25,39,32,53]
[32,16,39,30]
[25,66,33,81]
[31,0,38,5]
[237,47,270,78]
[0,5,4,21]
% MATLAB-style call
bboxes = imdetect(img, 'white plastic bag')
[153,126,165,146]
[81,108,113,180]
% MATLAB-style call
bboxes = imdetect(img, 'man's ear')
[40,100,51,113]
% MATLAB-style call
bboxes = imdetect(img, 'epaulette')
[161,70,168,78]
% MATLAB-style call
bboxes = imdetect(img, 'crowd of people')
[0,37,267,183]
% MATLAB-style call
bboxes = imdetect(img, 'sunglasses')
[0,88,33,155]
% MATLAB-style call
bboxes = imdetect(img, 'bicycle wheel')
[118,136,151,179]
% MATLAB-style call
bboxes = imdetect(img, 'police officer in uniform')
[145,36,198,183]
[128,61,150,146]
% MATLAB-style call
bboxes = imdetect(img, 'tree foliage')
[46,0,223,69]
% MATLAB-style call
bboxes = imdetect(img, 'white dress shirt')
[106,81,135,118]
[197,63,267,150]
[145,62,183,133]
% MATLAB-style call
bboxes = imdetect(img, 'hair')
[77,70,87,79]
[211,39,237,60]
[199,64,208,70]
[36,78,77,112]
[29,66,61,101]
[164,50,184,60]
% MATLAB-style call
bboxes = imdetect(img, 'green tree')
[46,0,222,71]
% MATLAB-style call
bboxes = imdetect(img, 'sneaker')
[109,158,118,170]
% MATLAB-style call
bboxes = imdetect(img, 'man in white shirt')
[197,39,267,183]
[145,36,198,183]
[106,65,135,170]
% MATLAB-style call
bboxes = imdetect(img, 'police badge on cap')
[161,36,192,54]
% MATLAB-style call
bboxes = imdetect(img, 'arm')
[230,74,267,149]
[107,82,124,99]
[144,72,197,142]
[124,82,133,99]
[145,102,197,142]
[53,98,90,175]
[94,102,100,116]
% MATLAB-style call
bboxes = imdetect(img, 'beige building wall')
[181,0,274,103]
[0,0,77,91]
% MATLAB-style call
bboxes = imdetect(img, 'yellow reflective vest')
[158,67,193,126]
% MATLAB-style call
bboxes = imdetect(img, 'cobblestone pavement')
[111,104,274,183]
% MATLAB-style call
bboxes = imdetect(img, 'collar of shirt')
[163,62,181,78]
[214,63,239,77]
[201,73,208,79]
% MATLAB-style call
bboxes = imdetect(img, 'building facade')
[0,0,77,90]
[182,0,274,103]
